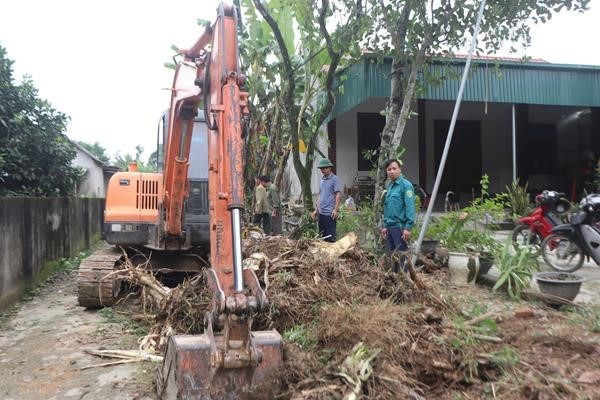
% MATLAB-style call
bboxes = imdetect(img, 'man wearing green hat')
[311,158,342,242]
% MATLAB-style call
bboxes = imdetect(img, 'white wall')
[73,150,105,197]
[286,99,587,203]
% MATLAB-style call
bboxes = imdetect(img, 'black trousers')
[317,213,336,242]
[255,212,271,235]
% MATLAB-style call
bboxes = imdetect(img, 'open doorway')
[434,120,482,194]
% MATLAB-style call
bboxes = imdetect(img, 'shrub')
[505,180,531,220]
[493,237,540,299]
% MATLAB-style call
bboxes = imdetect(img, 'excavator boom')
[157,3,283,398]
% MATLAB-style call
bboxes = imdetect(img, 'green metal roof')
[330,58,600,120]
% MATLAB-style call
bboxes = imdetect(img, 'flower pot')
[478,255,494,276]
[448,251,471,284]
[436,246,449,259]
[420,239,440,255]
[535,271,585,304]
[493,221,516,231]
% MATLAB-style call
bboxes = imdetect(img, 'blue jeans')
[318,213,336,242]
[386,226,408,273]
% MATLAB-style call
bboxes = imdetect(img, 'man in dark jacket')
[260,175,282,235]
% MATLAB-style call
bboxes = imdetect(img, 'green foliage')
[0,45,81,196]
[336,205,361,239]
[564,305,600,333]
[76,141,111,164]
[241,0,369,207]
[114,145,155,172]
[427,175,504,253]
[504,180,531,220]
[488,346,520,371]
[368,0,590,197]
[283,324,316,349]
[336,201,382,253]
[493,237,540,299]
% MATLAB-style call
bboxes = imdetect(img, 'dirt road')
[0,268,157,400]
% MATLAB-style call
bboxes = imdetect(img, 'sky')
[1,0,599,163]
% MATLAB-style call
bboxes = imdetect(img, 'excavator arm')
[157,3,283,398]
[162,24,211,239]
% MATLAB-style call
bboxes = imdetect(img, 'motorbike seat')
[546,212,563,226]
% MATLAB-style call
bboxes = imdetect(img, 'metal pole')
[512,104,517,182]
[412,0,487,263]
[231,208,244,292]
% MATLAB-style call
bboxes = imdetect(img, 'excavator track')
[77,246,123,308]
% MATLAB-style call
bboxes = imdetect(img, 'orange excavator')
[76,2,283,398]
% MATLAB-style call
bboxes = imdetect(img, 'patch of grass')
[98,307,118,322]
[565,305,600,333]
[283,324,317,349]
[469,303,488,317]
[488,346,519,371]
[277,270,295,285]
[35,248,94,285]
[98,307,149,337]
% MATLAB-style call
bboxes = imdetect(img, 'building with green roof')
[318,57,600,202]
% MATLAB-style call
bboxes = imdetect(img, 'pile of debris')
[114,233,600,399]
[114,234,463,398]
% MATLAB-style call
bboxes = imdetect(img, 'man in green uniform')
[381,159,416,273]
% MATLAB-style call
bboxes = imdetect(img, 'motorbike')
[511,190,571,250]
[541,194,600,272]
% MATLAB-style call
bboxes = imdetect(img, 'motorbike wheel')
[540,233,585,273]
[511,224,541,252]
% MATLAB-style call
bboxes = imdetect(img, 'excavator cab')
[157,110,210,248]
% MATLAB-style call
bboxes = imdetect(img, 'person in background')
[381,159,416,273]
[344,187,357,211]
[254,176,271,234]
[311,158,342,242]
[260,175,282,235]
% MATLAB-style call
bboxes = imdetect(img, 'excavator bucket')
[157,330,283,399]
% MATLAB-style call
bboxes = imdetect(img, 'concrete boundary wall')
[0,197,104,308]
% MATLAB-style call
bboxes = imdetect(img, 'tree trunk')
[374,58,404,201]
[259,106,280,176]
[390,48,426,153]
[274,140,291,198]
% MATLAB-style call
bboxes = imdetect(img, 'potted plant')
[503,180,532,226]
[492,237,540,299]
[418,175,506,283]
[535,271,585,305]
